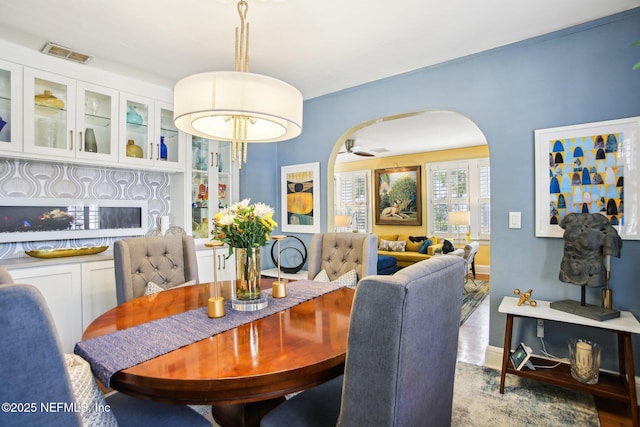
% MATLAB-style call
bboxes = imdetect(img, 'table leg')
[212,397,286,427]
[500,314,514,394]
[622,333,639,427]
[619,333,627,378]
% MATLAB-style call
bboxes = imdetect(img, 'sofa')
[376,234,445,268]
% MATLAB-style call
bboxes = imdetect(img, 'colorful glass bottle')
[160,136,168,160]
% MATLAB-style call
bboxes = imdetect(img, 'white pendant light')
[174,0,303,168]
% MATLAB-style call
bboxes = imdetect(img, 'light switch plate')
[509,212,521,229]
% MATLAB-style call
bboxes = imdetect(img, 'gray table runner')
[74,280,346,388]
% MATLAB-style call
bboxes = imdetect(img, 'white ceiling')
[336,111,488,163]
[0,0,638,160]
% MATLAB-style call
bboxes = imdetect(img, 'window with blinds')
[335,170,371,233]
[426,158,490,241]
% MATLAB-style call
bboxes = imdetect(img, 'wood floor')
[458,274,634,426]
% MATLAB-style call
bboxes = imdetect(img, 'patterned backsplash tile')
[0,158,171,259]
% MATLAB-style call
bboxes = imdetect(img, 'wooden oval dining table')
[81,278,355,427]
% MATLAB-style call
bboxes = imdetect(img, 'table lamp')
[448,211,470,245]
[204,240,226,317]
[335,215,351,232]
[271,235,287,298]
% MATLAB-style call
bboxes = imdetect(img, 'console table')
[499,296,640,426]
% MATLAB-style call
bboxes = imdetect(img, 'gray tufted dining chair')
[306,232,378,282]
[114,235,199,304]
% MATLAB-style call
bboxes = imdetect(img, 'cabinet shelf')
[84,113,111,127]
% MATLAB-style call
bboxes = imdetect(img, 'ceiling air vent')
[41,42,93,64]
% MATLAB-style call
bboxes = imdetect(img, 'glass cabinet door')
[191,137,211,238]
[0,59,22,152]
[75,82,118,162]
[24,69,76,156]
[120,94,152,165]
[155,102,183,170]
[189,136,238,240]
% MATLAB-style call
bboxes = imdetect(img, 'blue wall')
[242,9,640,369]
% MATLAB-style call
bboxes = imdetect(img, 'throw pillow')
[377,234,398,248]
[144,280,197,296]
[313,269,358,288]
[387,240,406,252]
[379,239,396,251]
[313,269,330,282]
[442,239,455,254]
[64,354,118,427]
[332,269,358,288]
[418,239,433,254]
[409,235,427,243]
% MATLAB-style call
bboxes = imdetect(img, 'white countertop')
[499,296,640,334]
[0,252,114,269]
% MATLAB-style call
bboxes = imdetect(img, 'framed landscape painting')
[534,116,640,240]
[281,162,320,233]
[374,166,422,226]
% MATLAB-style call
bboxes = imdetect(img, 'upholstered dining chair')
[0,284,211,427]
[307,232,378,283]
[262,255,465,427]
[0,266,14,285]
[114,235,200,304]
[463,241,480,285]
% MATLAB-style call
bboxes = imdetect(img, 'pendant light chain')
[232,0,250,168]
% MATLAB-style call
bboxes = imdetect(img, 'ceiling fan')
[339,139,375,157]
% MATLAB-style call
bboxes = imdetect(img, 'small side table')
[499,296,640,427]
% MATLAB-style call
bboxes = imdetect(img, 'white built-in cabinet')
[118,94,185,171]
[80,260,117,332]
[9,262,84,353]
[23,68,120,163]
[0,59,23,152]
[190,137,239,238]
[196,247,236,283]
[5,258,117,353]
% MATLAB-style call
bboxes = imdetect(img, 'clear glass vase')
[233,247,268,311]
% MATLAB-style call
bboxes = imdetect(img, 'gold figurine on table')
[514,288,537,307]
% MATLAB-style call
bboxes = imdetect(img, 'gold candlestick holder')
[602,270,612,310]
[205,240,226,318]
[271,235,287,298]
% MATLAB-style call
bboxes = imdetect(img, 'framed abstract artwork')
[281,162,320,233]
[534,116,640,239]
[374,166,422,226]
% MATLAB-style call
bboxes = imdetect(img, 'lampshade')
[174,71,303,142]
[449,211,470,226]
[335,215,351,228]
[173,0,303,168]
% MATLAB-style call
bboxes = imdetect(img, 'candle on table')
[272,280,287,298]
[575,341,593,374]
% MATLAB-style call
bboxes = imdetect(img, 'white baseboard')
[475,264,490,276]
[483,345,640,405]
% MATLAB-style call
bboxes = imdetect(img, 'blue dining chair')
[0,283,211,427]
[261,255,465,427]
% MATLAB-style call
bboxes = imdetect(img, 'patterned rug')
[452,362,600,426]
[460,280,490,325]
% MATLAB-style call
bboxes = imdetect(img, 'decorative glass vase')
[84,128,98,153]
[126,105,143,125]
[232,247,268,311]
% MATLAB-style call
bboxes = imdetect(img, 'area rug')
[460,280,490,325]
[452,362,600,426]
